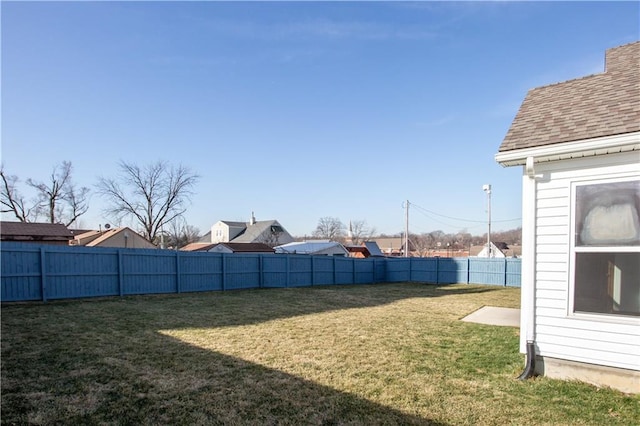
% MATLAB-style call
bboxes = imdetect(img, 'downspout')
[518,156,538,380]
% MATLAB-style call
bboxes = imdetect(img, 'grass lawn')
[2,283,638,425]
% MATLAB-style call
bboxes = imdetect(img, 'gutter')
[518,156,538,380]
[494,132,639,167]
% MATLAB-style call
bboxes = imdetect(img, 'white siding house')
[210,221,247,244]
[475,242,506,258]
[206,214,294,247]
[496,42,640,393]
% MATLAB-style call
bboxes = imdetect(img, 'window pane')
[574,252,640,316]
[575,181,640,246]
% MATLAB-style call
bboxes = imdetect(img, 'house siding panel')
[536,253,567,263]
[536,315,639,335]
[536,280,566,291]
[536,344,639,370]
[536,207,567,218]
[532,152,640,372]
[536,288,567,300]
[536,324,638,347]
[535,297,568,310]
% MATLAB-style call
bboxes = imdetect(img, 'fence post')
[333,256,337,284]
[435,257,439,285]
[352,258,356,284]
[285,255,290,288]
[504,258,508,287]
[259,255,263,289]
[175,251,181,293]
[40,247,47,302]
[310,256,315,286]
[467,257,470,284]
[118,250,124,296]
[221,254,226,291]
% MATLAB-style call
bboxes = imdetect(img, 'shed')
[495,41,640,393]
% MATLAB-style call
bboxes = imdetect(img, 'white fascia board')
[495,132,640,167]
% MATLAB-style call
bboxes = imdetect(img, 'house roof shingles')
[499,41,640,153]
[1,221,73,241]
[231,220,281,243]
[215,243,275,252]
[180,242,275,252]
[181,242,216,252]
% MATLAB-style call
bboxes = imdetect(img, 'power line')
[410,202,521,224]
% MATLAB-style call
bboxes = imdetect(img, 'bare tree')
[164,218,201,249]
[1,168,35,222]
[1,162,89,226]
[348,219,376,245]
[312,216,345,241]
[410,233,431,257]
[96,160,199,242]
[491,227,522,245]
[454,229,473,250]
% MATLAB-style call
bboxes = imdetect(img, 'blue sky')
[2,1,639,237]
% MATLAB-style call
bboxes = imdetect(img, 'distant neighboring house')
[275,240,349,256]
[495,41,639,393]
[373,237,404,256]
[372,237,419,256]
[203,213,294,247]
[181,242,275,254]
[70,227,156,249]
[180,242,216,252]
[0,221,73,245]
[473,242,507,258]
[470,243,520,258]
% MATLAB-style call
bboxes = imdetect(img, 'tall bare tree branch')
[164,217,201,249]
[348,219,376,245]
[1,167,35,222]
[1,162,89,226]
[96,160,199,242]
[312,217,345,241]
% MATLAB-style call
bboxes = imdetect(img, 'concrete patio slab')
[461,306,520,327]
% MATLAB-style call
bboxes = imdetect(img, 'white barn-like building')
[496,41,639,393]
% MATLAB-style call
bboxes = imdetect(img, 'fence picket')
[40,247,47,302]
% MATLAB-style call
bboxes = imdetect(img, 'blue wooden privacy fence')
[1,242,521,302]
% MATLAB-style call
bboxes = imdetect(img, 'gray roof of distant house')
[1,221,73,241]
[197,231,212,243]
[221,221,247,227]
[274,241,347,255]
[231,220,281,243]
[214,243,275,253]
[363,241,384,256]
[499,41,640,153]
[181,242,216,252]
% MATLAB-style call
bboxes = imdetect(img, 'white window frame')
[568,175,640,322]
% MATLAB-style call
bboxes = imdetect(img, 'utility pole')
[483,184,492,257]
[404,200,409,258]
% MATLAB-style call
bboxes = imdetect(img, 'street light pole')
[483,184,492,257]
[404,200,410,258]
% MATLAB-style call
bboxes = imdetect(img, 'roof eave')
[495,132,640,167]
